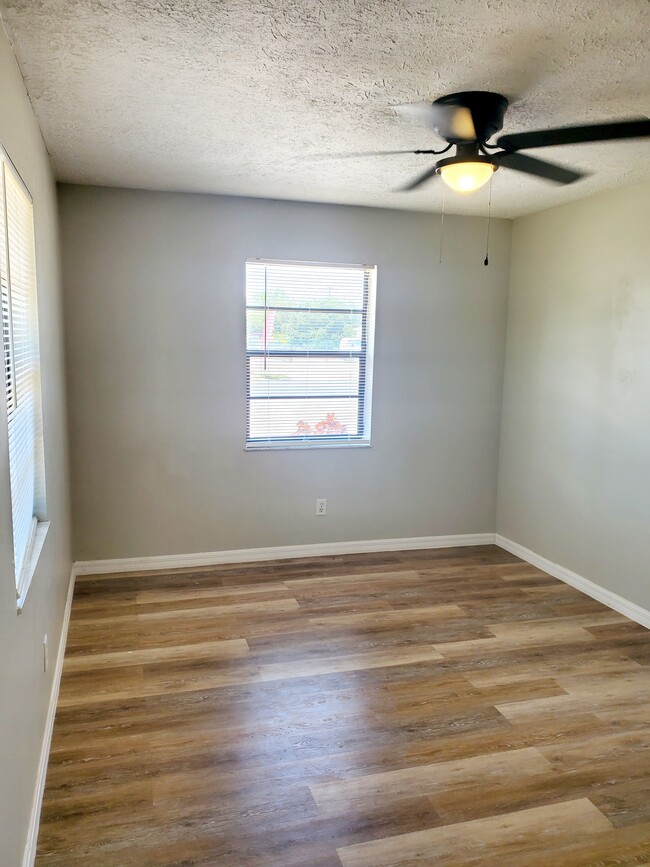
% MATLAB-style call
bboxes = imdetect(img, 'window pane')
[246,262,366,310]
[245,259,375,448]
[248,355,360,398]
[249,397,359,439]
[246,309,362,352]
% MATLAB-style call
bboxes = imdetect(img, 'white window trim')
[244,258,377,451]
[0,142,32,203]
[16,520,50,612]
[246,439,372,452]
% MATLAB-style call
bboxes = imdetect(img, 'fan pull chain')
[484,173,493,267]
[439,182,446,265]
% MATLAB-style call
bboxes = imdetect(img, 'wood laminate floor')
[36,545,650,866]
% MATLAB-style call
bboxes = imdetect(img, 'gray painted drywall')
[497,181,650,610]
[59,185,511,560]
[0,22,71,867]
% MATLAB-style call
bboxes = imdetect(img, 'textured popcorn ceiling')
[1,0,649,217]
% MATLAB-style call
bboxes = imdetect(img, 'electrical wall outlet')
[43,634,48,673]
[316,498,327,516]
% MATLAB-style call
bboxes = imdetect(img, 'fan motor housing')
[433,91,509,143]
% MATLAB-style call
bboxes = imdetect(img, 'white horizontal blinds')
[245,260,373,444]
[0,166,11,417]
[1,159,39,588]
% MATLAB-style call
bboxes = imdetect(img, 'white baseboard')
[23,568,76,867]
[74,533,496,577]
[495,534,650,630]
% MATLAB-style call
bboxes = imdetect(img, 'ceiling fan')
[350,91,650,194]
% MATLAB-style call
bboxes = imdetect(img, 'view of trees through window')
[246,308,361,352]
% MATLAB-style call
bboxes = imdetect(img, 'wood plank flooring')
[36,545,650,865]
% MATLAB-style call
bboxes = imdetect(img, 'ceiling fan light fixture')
[439,161,495,193]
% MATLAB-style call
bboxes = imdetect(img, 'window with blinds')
[1,148,47,607]
[245,259,376,449]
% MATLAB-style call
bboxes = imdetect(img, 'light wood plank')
[63,638,250,671]
[260,645,444,681]
[310,746,552,813]
[337,798,612,867]
[307,603,465,628]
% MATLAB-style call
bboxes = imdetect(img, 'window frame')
[0,142,49,612]
[244,258,376,451]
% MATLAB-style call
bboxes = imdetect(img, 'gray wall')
[0,23,71,867]
[59,185,511,560]
[498,181,650,610]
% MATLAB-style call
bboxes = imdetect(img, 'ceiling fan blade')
[497,117,650,151]
[497,151,585,184]
[394,103,476,141]
[309,149,444,160]
[397,165,440,192]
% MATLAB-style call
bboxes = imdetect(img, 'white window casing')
[245,259,376,450]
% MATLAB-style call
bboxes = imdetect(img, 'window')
[1,148,47,609]
[245,259,376,449]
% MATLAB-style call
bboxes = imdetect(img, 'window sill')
[246,441,372,452]
[16,521,50,613]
